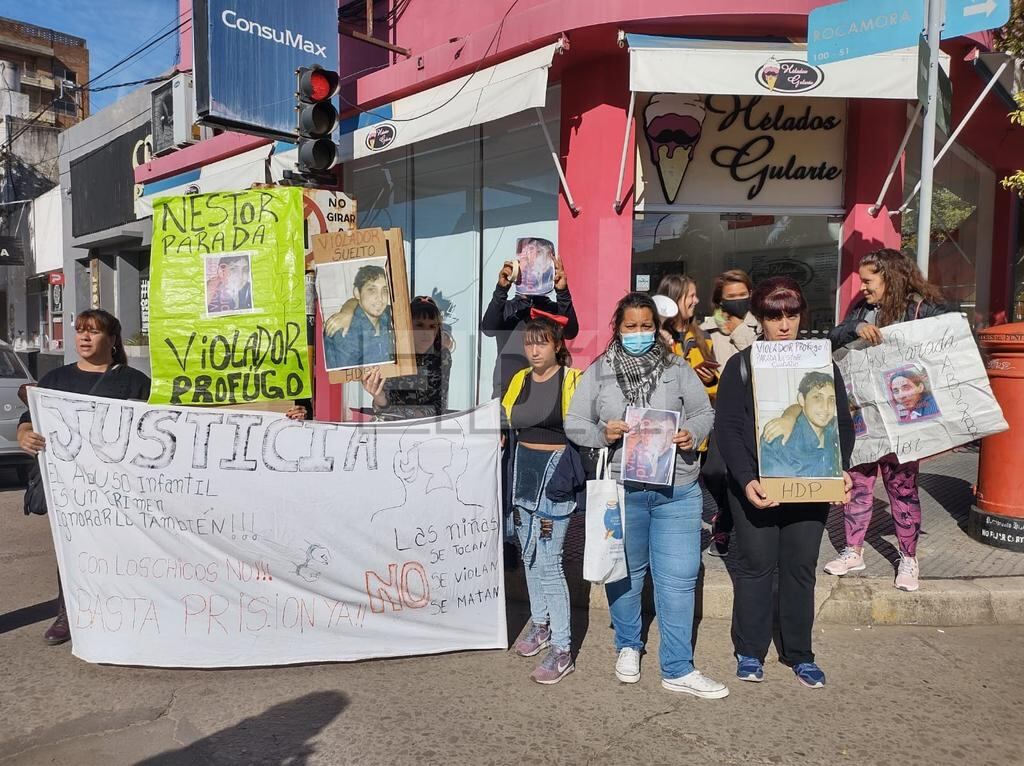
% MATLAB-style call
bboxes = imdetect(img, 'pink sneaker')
[895,555,920,592]
[823,547,866,576]
[514,623,550,657]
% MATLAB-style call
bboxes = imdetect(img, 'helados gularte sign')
[149,187,311,406]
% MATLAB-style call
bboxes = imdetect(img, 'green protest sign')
[148,187,311,406]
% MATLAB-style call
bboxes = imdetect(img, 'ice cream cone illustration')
[643,94,706,205]
[762,56,781,92]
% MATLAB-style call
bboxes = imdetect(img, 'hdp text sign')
[149,187,311,406]
[30,389,505,667]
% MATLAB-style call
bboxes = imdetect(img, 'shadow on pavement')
[0,597,59,635]
[134,690,348,766]
[918,472,973,531]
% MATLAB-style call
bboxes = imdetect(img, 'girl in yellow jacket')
[655,275,719,399]
[501,314,580,685]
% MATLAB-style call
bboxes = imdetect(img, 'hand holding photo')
[514,237,556,296]
[622,406,680,486]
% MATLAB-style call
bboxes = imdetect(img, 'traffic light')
[296,65,340,173]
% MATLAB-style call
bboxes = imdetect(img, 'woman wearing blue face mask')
[566,293,724,699]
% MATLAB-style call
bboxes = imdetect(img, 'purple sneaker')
[531,647,574,685]
[514,622,550,657]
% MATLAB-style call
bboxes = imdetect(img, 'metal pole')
[536,107,579,215]
[614,90,637,213]
[868,103,922,217]
[898,57,1011,214]
[916,0,944,277]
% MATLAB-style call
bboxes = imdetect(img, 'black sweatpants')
[728,484,827,666]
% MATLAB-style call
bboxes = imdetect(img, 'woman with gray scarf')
[566,293,726,699]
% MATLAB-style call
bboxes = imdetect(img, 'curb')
[505,569,1024,627]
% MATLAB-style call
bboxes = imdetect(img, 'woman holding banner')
[565,293,725,698]
[17,310,151,647]
[501,316,580,684]
[361,296,451,420]
[715,277,855,689]
[824,248,947,592]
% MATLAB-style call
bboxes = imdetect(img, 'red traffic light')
[298,66,339,103]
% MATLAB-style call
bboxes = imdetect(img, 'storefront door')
[632,212,841,335]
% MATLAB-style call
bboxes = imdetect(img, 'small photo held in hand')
[884,364,941,424]
[622,406,680,486]
[514,237,556,296]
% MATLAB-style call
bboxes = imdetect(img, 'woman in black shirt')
[501,317,580,685]
[714,278,854,689]
[18,310,150,646]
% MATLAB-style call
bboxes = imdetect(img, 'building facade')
[135,1,1024,420]
[0,16,88,358]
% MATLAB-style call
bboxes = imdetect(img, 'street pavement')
[3,460,1024,765]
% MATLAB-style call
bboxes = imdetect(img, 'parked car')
[0,342,35,482]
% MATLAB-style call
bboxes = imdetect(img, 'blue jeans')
[514,505,571,652]
[606,481,703,679]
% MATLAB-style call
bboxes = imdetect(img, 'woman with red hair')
[714,278,854,689]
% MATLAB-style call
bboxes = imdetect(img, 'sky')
[0,0,181,113]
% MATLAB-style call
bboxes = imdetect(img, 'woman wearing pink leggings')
[822,249,947,592]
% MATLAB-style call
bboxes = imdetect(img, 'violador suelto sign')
[193,0,340,140]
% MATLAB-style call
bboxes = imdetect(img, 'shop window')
[343,88,561,411]
[904,120,995,327]
[632,213,841,336]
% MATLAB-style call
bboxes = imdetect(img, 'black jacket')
[481,284,578,398]
[829,295,947,349]
[714,348,856,492]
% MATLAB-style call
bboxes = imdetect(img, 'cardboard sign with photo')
[313,228,415,383]
[751,339,845,503]
[513,237,556,297]
[622,406,680,486]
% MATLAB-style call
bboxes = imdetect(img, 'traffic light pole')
[916,0,944,278]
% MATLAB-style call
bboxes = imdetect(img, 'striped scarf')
[606,339,672,407]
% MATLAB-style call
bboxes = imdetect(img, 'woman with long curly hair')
[823,248,947,592]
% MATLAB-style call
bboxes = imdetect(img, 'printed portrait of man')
[515,237,555,296]
[205,254,254,316]
[760,371,841,478]
[322,263,395,370]
[623,408,678,485]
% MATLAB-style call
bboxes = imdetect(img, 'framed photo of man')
[313,228,415,383]
[751,339,846,504]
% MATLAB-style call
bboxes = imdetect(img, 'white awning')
[337,41,563,162]
[134,144,273,217]
[625,34,948,100]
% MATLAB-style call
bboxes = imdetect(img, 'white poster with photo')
[30,389,505,668]
[834,313,1008,466]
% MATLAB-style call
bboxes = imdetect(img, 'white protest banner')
[29,389,505,667]
[834,313,1008,466]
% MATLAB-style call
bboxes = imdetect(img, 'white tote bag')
[583,449,628,585]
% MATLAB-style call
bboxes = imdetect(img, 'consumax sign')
[193,0,340,140]
[636,93,846,210]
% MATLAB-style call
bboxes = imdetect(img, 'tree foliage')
[996,0,1024,195]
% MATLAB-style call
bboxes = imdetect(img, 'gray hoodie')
[565,353,714,486]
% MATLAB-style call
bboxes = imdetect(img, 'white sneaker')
[823,547,866,576]
[895,554,920,592]
[615,647,641,683]
[661,669,730,699]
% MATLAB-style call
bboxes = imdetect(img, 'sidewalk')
[507,446,1024,626]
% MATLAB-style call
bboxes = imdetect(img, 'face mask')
[720,297,750,319]
[621,331,656,355]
